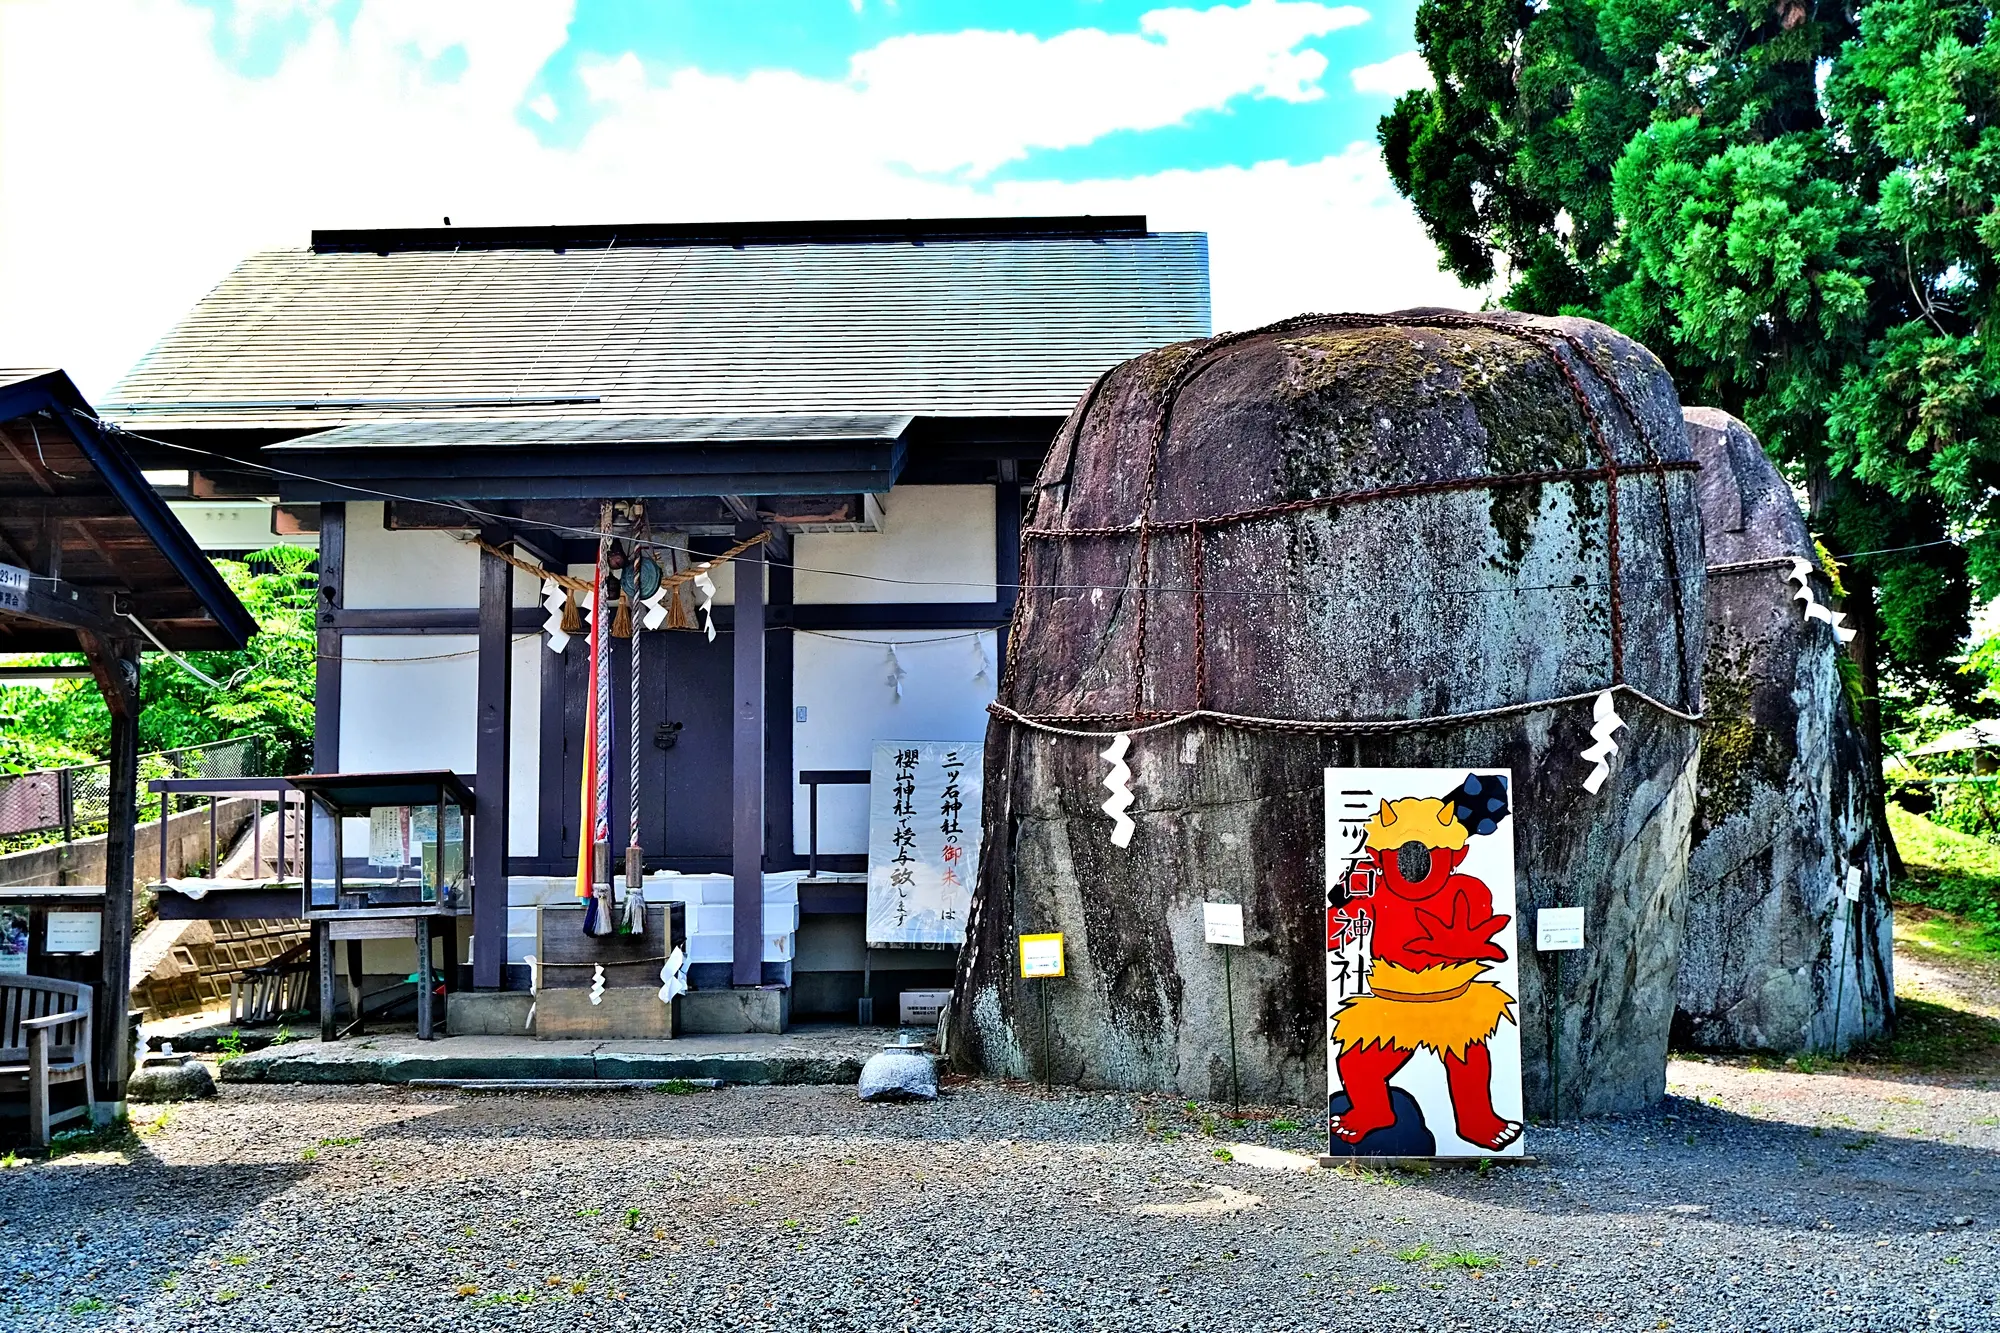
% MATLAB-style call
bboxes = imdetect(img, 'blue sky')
[0,0,1467,395]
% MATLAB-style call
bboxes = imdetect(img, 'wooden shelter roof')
[0,369,256,653]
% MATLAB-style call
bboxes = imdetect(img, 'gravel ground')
[1,1056,1995,1333]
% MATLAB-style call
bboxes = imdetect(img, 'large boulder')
[1676,407,1894,1052]
[950,311,1706,1117]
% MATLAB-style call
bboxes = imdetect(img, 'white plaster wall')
[339,634,542,855]
[343,501,531,609]
[164,500,316,552]
[791,628,998,855]
[793,485,996,604]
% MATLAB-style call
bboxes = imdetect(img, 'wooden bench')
[0,976,96,1147]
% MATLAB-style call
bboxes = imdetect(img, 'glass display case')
[289,771,475,1043]
[293,771,474,915]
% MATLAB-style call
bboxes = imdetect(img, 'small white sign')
[1536,907,1585,952]
[0,562,26,613]
[899,988,951,1026]
[1203,902,1245,946]
[45,909,102,955]
[1844,866,1863,903]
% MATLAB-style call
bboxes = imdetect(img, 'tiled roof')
[104,220,1210,432]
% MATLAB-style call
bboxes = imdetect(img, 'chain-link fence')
[0,735,268,846]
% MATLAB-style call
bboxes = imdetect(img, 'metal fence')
[0,736,269,844]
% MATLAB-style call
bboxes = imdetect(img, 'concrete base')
[535,988,679,1040]
[447,991,537,1036]
[681,986,789,1035]
[218,1025,890,1086]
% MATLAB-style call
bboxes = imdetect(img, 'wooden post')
[81,633,141,1109]
[473,531,513,990]
[314,503,345,773]
[731,526,766,989]
[415,918,435,1041]
[316,922,336,1042]
[345,939,365,1036]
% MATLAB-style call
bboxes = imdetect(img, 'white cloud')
[579,0,1369,176]
[1349,49,1431,95]
[0,0,1474,398]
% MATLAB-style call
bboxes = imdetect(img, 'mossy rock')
[957,311,1706,1118]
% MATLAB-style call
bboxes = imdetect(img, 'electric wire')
[74,414,1961,601]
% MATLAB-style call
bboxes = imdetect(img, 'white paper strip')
[641,586,668,631]
[886,643,907,700]
[1787,556,1858,643]
[541,579,570,654]
[1101,732,1136,848]
[588,963,606,1006]
[523,952,540,1030]
[1579,689,1626,794]
[659,945,689,1005]
[693,566,717,642]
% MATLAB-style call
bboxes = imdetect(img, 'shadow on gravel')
[0,1133,309,1319]
[1366,1095,2000,1239]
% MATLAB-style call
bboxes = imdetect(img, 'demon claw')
[1329,1112,1393,1144]
[1464,1120,1522,1152]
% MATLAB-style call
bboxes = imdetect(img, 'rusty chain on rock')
[1009,310,1707,736]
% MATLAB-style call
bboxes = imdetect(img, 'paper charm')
[541,579,570,654]
[972,630,996,684]
[640,585,669,631]
[693,565,718,642]
[1579,690,1626,794]
[588,963,607,1006]
[1787,557,1858,643]
[658,945,689,1006]
[886,643,907,700]
[523,953,540,1030]
[1100,732,1136,848]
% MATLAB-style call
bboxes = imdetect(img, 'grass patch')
[1431,1250,1503,1272]
[1889,808,2000,955]
[1851,997,2000,1072]
[66,1297,107,1315]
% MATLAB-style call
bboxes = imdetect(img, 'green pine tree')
[1381,0,1996,744]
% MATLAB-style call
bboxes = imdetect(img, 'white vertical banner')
[865,740,984,945]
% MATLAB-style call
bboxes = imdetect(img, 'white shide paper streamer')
[1787,557,1858,643]
[693,566,718,642]
[541,579,570,654]
[1580,690,1626,794]
[1100,732,1136,847]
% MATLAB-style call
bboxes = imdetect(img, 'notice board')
[866,741,983,946]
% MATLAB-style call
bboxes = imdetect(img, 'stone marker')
[1677,407,1894,1051]
[950,310,1706,1117]
[858,1042,938,1102]
[127,1052,216,1102]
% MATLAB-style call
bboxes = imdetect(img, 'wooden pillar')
[473,531,513,989]
[314,503,345,772]
[81,633,140,1108]
[764,553,794,872]
[731,527,766,987]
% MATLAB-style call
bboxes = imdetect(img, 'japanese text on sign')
[0,563,26,614]
[866,741,985,945]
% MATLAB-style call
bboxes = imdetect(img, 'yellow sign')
[1018,932,1065,979]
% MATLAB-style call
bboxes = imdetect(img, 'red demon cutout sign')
[1325,769,1524,1159]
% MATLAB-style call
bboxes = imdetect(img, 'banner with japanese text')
[866,741,983,946]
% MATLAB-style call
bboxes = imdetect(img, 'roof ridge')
[311,215,1149,255]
